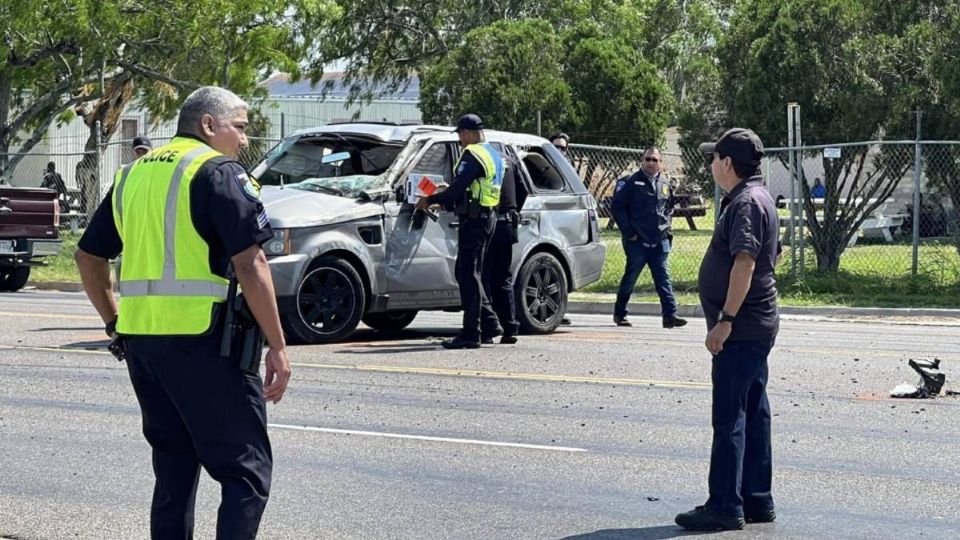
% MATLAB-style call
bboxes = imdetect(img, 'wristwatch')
[717,310,736,325]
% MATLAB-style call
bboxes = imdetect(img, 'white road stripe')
[269,423,587,453]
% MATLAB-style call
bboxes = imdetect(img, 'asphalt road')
[2,290,959,540]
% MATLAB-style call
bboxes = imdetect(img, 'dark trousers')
[456,213,497,342]
[125,333,272,540]
[614,237,678,319]
[481,219,519,336]
[706,338,775,517]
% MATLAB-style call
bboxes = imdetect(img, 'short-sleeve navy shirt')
[79,139,273,278]
[698,176,780,342]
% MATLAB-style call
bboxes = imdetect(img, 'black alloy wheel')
[281,257,365,344]
[515,252,568,334]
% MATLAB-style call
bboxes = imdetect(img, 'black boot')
[675,506,744,531]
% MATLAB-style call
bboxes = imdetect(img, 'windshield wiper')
[297,184,344,197]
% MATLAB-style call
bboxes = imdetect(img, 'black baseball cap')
[453,114,484,132]
[132,135,152,151]
[699,128,764,166]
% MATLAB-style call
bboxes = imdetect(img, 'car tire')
[515,252,568,334]
[0,266,30,292]
[362,310,418,333]
[282,257,366,344]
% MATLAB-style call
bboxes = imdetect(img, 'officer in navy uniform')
[675,128,780,531]
[610,146,687,329]
[480,150,527,345]
[75,86,291,539]
[417,113,504,349]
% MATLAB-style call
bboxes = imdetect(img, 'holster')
[232,295,265,374]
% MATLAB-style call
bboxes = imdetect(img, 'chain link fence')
[570,140,960,299]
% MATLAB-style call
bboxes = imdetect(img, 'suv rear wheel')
[0,266,30,292]
[282,257,365,344]
[515,252,567,334]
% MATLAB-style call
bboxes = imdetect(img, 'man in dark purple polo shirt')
[675,128,780,531]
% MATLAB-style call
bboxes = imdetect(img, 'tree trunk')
[75,74,135,214]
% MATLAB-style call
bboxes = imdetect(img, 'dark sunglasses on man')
[555,145,568,153]
[644,157,659,162]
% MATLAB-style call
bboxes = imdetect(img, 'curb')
[28,281,960,319]
[566,301,960,320]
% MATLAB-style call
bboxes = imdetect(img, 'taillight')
[53,198,60,227]
[588,209,600,243]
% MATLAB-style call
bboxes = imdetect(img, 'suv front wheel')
[515,252,567,334]
[282,256,365,344]
[0,266,30,292]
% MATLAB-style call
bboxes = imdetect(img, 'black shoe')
[500,334,518,345]
[560,317,572,326]
[481,327,503,344]
[663,316,688,328]
[441,337,481,349]
[745,508,776,523]
[675,506,744,531]
[613,316,632,327]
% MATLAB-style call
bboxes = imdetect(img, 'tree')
[419,19,574,135]
[714,0,911,271]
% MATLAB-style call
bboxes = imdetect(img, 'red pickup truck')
[0,186,63,291]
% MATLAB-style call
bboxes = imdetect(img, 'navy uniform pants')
[481,218,520,337]
[614,237,678,319]
[455,212,496,342]
[706,338,775,518]
[125,332,272,540]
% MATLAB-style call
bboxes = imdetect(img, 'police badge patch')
[237,172,262,201]
[662,184,669,196]
[615,180,626,192]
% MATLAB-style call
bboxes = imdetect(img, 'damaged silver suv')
[251,123,606,344]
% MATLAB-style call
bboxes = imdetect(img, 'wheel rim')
[523,261,562,325]
[297,267,355,335]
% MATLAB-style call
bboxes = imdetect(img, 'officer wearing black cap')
[417,113,504,349]
[480,149,527,345]
[75,86,291,538]
[132,135,152,159]
[675,128,780,531]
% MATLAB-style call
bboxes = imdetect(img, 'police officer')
[480,151,527,345]
[675,128,779,531]
[75,86,291,539]
[610,146,687,329]
[417,113,503,349]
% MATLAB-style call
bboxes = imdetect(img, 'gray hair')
[176,86,248,134]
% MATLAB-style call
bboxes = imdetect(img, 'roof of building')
[260,72,420,101]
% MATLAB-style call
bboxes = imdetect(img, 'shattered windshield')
[252,135,404,197]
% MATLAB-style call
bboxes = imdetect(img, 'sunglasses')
[644,157,660,162]
[555,145,568,152]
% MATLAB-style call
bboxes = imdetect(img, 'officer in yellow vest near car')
[75,86,291,539]
[417,113,504,349]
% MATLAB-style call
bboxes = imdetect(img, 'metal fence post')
[795,105,805,278]
[912,109,922,277]
[95,120,103,210]
[280,112,286,139]
[787,103,797,278]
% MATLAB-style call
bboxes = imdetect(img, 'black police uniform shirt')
[610,169,674,247]
[497,153,527,213]
[698,175,780,342]
[78,140,274,279]
[427,149,485,214]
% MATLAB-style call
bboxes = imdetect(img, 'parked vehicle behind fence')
[251,123,606,344]
[0,186,62,291]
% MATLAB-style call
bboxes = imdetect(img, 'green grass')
[31,231,81,283]
[30,220,960,308]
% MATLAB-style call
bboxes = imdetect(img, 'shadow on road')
[562,526,716,539]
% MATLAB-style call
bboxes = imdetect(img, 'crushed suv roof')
[289,123,549,146]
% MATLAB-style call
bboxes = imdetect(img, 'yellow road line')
[291,361,711,389]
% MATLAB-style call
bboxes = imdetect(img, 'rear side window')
[409,143,453,184]
[523,152,568,192]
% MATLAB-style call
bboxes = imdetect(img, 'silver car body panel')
[255,123,605,313]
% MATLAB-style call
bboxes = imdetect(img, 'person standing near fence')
[610,147,686,329]
[132,135,153,160]
[674,128,779,531]
[41,161,69,212]
[74,86,291,538]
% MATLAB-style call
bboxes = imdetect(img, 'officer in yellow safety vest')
[75,86,290,539]
[417,113,504,349]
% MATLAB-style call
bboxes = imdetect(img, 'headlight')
[264,229,291,256]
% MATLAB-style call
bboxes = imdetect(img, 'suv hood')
[260,186,383,229]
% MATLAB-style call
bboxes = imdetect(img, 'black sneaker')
[481,327,503,344]
[675,506,744,531]
[745,508,776,523]
[663,316,688,328]
[614,316,632,327]
[500,334,518,345]
[441,337,481,349]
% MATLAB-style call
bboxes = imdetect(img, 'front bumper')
[266,253,311,298]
